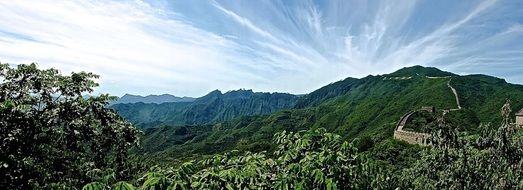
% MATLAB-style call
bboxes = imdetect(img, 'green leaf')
[112,181,135,190]
[82,182,105,190]
[191,181,201,188]
[326,178,337,190]
[226,183,234,190]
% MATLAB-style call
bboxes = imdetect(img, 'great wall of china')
[393,108,433,145]
[447,78,462,111]
[389,75,523,144]
[392,76,462,145]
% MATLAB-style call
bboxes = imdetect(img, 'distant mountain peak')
[386,65,457,77]
[207,89,222,95]
[229,88,253,93]
[122,93,139,97]
[111,89,300,128]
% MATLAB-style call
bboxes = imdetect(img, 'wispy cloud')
[0,1,269,96]
[0,0,522,96]
[211,1,279,43]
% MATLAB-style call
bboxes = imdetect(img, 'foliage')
[0,63,141,189]
[90,128,395,189]
[4,64,523,189]
[452,75,523,123]
[385,65,456,77]
[402,111,437,132]
[139,74,457,160]
[293,77,360,108]
[90,104,522,189]
[140,125,212,154]
[140,66,523,164]
[401,102,523,189]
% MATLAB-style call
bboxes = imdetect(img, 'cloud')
[333,0,523,80]
[212,1,280,43]
[0,1,269,96]
[0,0,521,96]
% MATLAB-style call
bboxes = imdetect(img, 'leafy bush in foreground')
[0,63,141,189]
[85,128,394,189]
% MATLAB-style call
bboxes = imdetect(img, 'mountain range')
[111,89,299,128]
[110,94,195,104]
[130,66,523,162]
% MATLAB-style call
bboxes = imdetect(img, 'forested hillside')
[139,66,523,163]
[2,63,522,189]
[111,89,299,128]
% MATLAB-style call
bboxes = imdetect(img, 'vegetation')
[400,104,523,189]
[0,63,141,189]
[140,67,523,162]
[385,65,456,77]
[452,75,523,123]
[2,64,523,189]
[402,111,437,132]
[85,107,523,189]
[85,128,394,189]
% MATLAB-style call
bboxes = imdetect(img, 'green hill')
[386,65,457,77]
[111,89,299,128]
[5,63,520,188]
[110,102,191,127]
[137,66,523,163]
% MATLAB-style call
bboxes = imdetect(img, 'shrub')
[0,63,141,189]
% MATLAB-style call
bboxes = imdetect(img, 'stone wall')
[394,108,432,145]
[420,106,435,113]
[396,111,417,131]
[394,130,430,145]
[517,116,523,126]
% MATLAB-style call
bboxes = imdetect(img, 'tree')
[0,63,141,189]
[90,103,522,189]
[401,101,523,189]
[89,128,396,189]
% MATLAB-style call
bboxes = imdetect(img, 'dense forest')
[1,63,522,189]
[135,66,523,163]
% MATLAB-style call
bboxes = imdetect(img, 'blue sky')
[0,0,522,97]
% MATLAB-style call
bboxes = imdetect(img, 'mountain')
[386,65,457,77]
[111,94,195,104]
[293,77,360,108]
[111,89,299,128]
[137,66,523,162]
[293,66,455,108]
[110,102,191,127]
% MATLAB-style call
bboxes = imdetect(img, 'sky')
[0,0,522,97]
